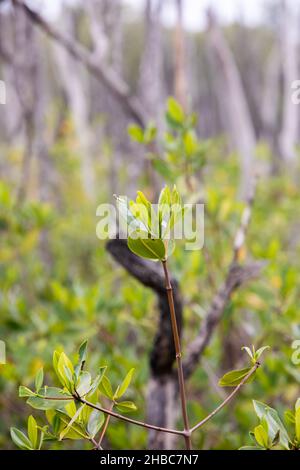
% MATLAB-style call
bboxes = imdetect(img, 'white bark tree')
[207,10,257,199]
[279,0,299,164]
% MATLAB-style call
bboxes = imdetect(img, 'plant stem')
[75,394,185,437]
[97,402,114,448]
[190,362,260,432]
[162,260,192,450]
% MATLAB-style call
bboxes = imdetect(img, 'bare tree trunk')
[53,9,95,199]
[262,46,280,145]
[279,0,299,164]
[174,0,188,111]
[11,5,37,203]
[207,10,256,199]
[138,0,164,121]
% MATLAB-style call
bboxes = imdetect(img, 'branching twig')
[190,362,260,432]
[162,260,191,450]
[74,395,186,437]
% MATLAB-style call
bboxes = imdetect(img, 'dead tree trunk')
[279,0,299,165]
[53,9,95,199]
[207,10,256,200]
[138,0,164,121]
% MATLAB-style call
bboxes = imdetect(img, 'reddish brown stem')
[162,260,192,450]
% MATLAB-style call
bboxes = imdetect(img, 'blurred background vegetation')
[0,0,300,450]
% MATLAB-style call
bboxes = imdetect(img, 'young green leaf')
[27,415,38,449]
[27,387,72,410]
[254,424,269,448]
[128,124,144,143]
[116,401,137,413]
[87,409,105,438]
[76,371,92,397]
[115,368,135,399]
[166,97,185,124]
[74,340,88,379]
[99,375,114,400]
[218,367,254,387]
[10,428,33,450]
[128,236,166,261]
[19,386,36,397]
[253,400,290,450]
[295,401,300,442]
[35,368,44,392]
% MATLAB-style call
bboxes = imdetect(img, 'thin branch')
[11,0,146,127]
[75,395,186,437]
[190,362,260,432]
[97,402,114,448]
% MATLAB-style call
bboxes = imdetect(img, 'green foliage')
[2,98,300,450]
[128,98,209,184]
[240,399,300,450]
[10,343,137,449]
[218,345,269,386]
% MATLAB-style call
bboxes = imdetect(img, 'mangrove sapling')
[11,186,268,450]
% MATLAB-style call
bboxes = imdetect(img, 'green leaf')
[116,401,137,413]
[27,387,73,410]
[284,410,295,424]
[254,424,269,448]
[59,404,85,440]
[183,130,197,156]
[19,386,36,397]
[116,196,145,233]
[254,346,270,361]
[295,402,300,442]
[57,352,74,390]
[74,340,88,379]
[55,411,88,440]
[128,124,144,143]
[218,367,254,387]
[115,368,135,399]
[271,429,280,447]
[253,400,290,449]
[10,428,33,450]
[28,415,38,449]
[89,367,107,395]
[167,97,184,124]
[144,123,157,144]
[99,375,114,400]
[87,409,105,438]
[76,371,92,397]
[35,368,44,392]
[152,159,173,180]
[241,346,254,360]
[128,236,166,261]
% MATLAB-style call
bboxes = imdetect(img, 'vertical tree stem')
[162,260,191,450]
